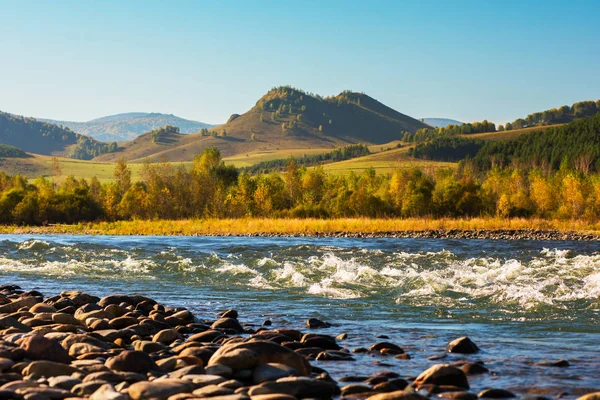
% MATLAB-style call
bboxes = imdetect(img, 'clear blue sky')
[1,0,599,125]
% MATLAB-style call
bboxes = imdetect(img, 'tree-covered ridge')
[472,112,600,170]
[248,85,428,142]
[0,111,118,160]
[411,120,496,142]
[410,137,485,162]
[0,144,27,158]
[503,99,600,130]
[241,144,370,174]
[2,148,600,224]
[409,113,600,171]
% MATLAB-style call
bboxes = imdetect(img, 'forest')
[411,113,600,170]
[1,145,600,225]
[0,111,118,159]
[242,144,370,174]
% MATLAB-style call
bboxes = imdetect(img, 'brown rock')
[577,394,600,400]
[188,330,225,343]
[367,391,428,400]
[250,395,296,400]
[212,318,244,333]
[477,389,516,398]
[90,383,129,400]
[105,350,161,373]
[248,377,338,398]
[208,341,310,376]
[414,364,469,389]
[446,337,479,354]
[20,335,71,364]
[21,360,80,377]
[193,384,235,397]
[0,297,39,314]
[153,328,182,344]
[109,316,139,329]
[128,379,195,400]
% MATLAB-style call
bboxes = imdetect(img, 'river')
[0,235,599,396]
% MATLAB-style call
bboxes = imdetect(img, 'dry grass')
[1,217,599,236]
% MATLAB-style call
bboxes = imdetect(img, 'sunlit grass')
[1,218,599,236]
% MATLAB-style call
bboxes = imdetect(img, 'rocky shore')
[228,229,600,241]
[0,285,598,400]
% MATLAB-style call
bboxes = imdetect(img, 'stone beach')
[0,284,598,400]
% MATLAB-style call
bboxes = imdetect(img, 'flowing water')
[1,235,599,396]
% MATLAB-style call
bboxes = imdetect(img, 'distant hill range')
[0,111,117,159]
[421,118,463,128]
[96,86,429,162]
[39,112,215,142]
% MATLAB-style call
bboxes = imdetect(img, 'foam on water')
[1,236,600,321]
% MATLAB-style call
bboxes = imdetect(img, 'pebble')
[0,283,582,400]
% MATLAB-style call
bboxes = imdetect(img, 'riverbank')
[1,218,600,240]
[1,284,598,399]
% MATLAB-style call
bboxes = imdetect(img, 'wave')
[1,237,599,318]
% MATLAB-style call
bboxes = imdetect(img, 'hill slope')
[96,86,429,162]
[40,112,214,142]
[0,111,117,159]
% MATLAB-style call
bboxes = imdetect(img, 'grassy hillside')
[0,154,146,182]
[0,111,117,159]
[40,112,214,142]
[321,145,455,174]
[96,86,429,162]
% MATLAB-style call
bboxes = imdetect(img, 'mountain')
[95,86,429,162]
[39,113,214,142]
[421,118,463,128]
[0,111,117,159]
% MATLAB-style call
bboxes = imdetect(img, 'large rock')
[367,391,428,400]
[208,341,311,376]
[60,291,99,307]
[106,350,161,373]
[192,384,235,397]
[208,348,259,371]
[68,342,107,357]
[211,318,244,333]
[0,316,31,332]
[128,379,194,400]
[446,337,479,354]
[90,383,129,400]
[578,394,600,400]
[414,364,469,389]
[20,334,71,363]
[153,328,181,344]
[0,297,39,314]
[21,360,80,377]
[247,377,338,399]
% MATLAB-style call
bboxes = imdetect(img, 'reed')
[1,217,599,236]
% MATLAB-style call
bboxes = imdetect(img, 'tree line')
[241,144,370,174]
[2,147,600,224]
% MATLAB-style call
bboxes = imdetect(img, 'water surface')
[1,235,599,396]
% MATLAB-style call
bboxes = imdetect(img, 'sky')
[1,0,599,125]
